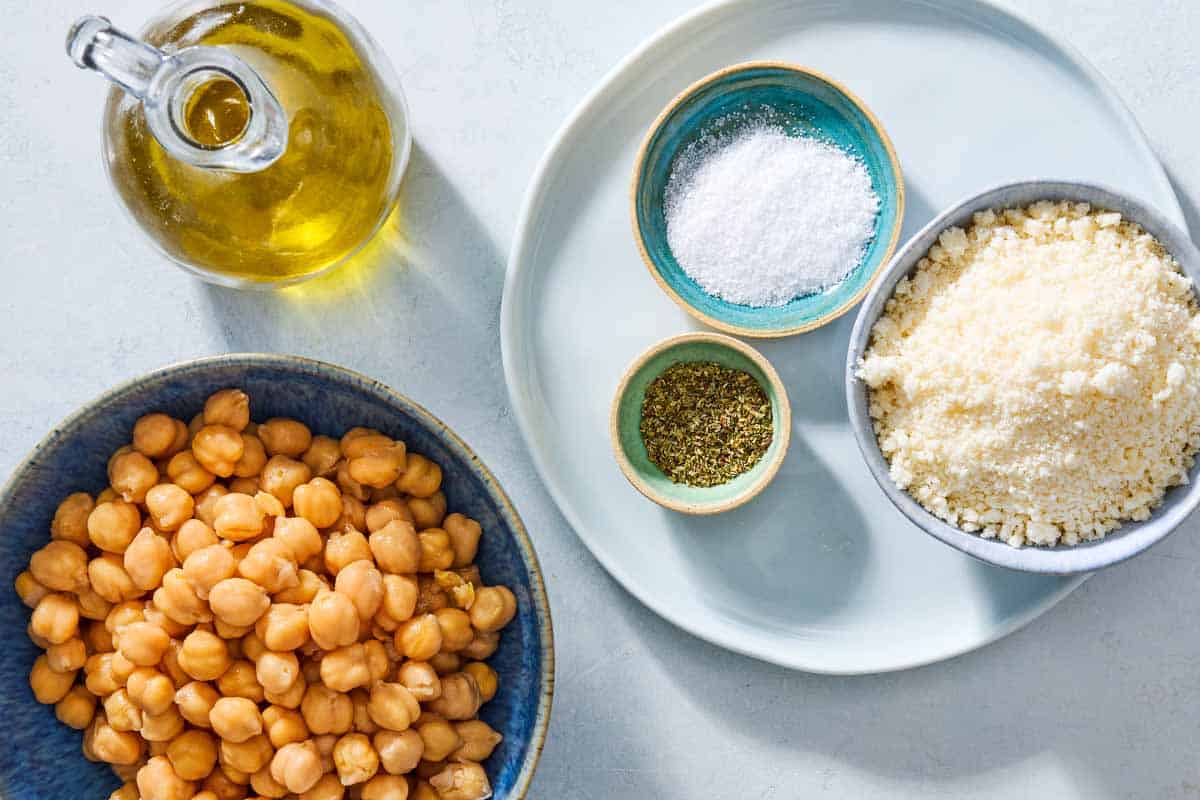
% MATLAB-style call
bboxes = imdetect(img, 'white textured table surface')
[5,1,1200,797]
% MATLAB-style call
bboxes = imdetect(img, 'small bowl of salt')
[632,61,904,337]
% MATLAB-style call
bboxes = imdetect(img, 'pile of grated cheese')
[857,201,1200,547]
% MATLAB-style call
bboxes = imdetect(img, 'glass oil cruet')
[67,1,411,287]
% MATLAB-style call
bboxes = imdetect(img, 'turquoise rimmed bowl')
[631,61,905,337]
[0,354,552,798]
[610,332,791,514]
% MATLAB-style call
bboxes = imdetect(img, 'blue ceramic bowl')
[0,354,553,798]
[632,61,904,337]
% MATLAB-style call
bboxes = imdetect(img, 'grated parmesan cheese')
[857,201,1200,547]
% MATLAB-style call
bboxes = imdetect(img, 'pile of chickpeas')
[17,389,518,800]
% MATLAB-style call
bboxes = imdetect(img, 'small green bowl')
[631,61,905,337]
[610,332,791,514]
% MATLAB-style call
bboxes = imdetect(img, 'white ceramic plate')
[501,0,1185,673]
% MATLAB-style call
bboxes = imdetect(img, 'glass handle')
[66,15,289,173]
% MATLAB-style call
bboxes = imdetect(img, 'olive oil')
[101,0,406,284]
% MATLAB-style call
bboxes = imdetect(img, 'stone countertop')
[4,1,1199,797]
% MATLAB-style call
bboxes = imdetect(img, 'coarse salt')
[664,122,880,307]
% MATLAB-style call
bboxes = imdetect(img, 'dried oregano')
[639,361,773,487]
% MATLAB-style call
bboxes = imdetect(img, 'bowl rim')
[0,352,554,797]
[845,179,1200,574]
[629,59,906,338]
[609,331,792,514]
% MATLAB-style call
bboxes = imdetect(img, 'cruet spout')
[66,14,289,172]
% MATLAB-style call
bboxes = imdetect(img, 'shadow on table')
[611,529,1200,797]
[197,143,506,403]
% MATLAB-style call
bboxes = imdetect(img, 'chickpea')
[116,531,172,596]
[167,728,219,781]
[395,454,442,499]
[250,763,288,798]
[307,590,358,650]
[274,568,325,604]
[103,688,143,732]
[179,629,232,681]
[428,673,482,722]
[126,667,175,715]
[442,515,482,569]
[336,458,369,502]
[140,603,187,639]
[368,520,421,575]
[366,682,420,732]
[93,719,146,765]
[194,487,229,530]
[109,449,159,504]
[267,516,319,564]
[257,456,313,511]
[227,476,259,495]
[82,619,113,654]
[256,603,310,651]
[413,577,448,616]
[270,740,323,794]
[238,538,300,593]
[174,680,219,728]
[397,662,441,703]
[96,487,119,505]
[154,568,211,624]
[433,609,473,653]
[321,643,371,692]
[192,425,244,478]
[203,766,248,800]
[344,687,377,735]
[471,585,520,633]
[211,696,264,743]
[335,560,384,621]
[117,621,170,666]
[14,570,50,609]
[173,518,219,563]
[213,492,265,542]
[302,435,342,478]
[184,544,238,600]
[259,418,312,458]
[256,650,300,696]
[333,732,379,786]
[334,494,368,532]
[395,615,441,662]
[56,684,98,729]
[31,592,79,644]
[343,433,407,489]
[462,630,500,662]
[166,450,216,495]
[429,762,491,800]
[374,729,423,775]
[144,484,194,532]
[89,501,142,554]
[293,477,342,529]
[76,586,114,624]
[87,554,139,604]
[263,705,308,748]
[452,720,502,763]
[31,653,77,703]
[407,493,446,531]
[110,650,139,685]
[30,539,89,593]
[51,492,95,546]
[133,413,180,458]
[141,703,186,742]
[360,774,408,800]
[380,574,418,625]
[302,684,354,735]
[300,773,346,800]
[254,489,286,520]
[364,499,413,534]
[219,659,266,702]
[85,652,121,696]
[208,578,270,628]
[265,670,307,709]
[45,637,86,674]
[137,755,195,800]
[219,732,274,774]
[103,600,142,635]
[202,389,250,431]
[417,529,454,573]
[324,528,372,576]
[416,717,461,762]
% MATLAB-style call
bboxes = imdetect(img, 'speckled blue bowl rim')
[846,180,1200,575]
[631,60,905,338]
[0,352,554,797]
